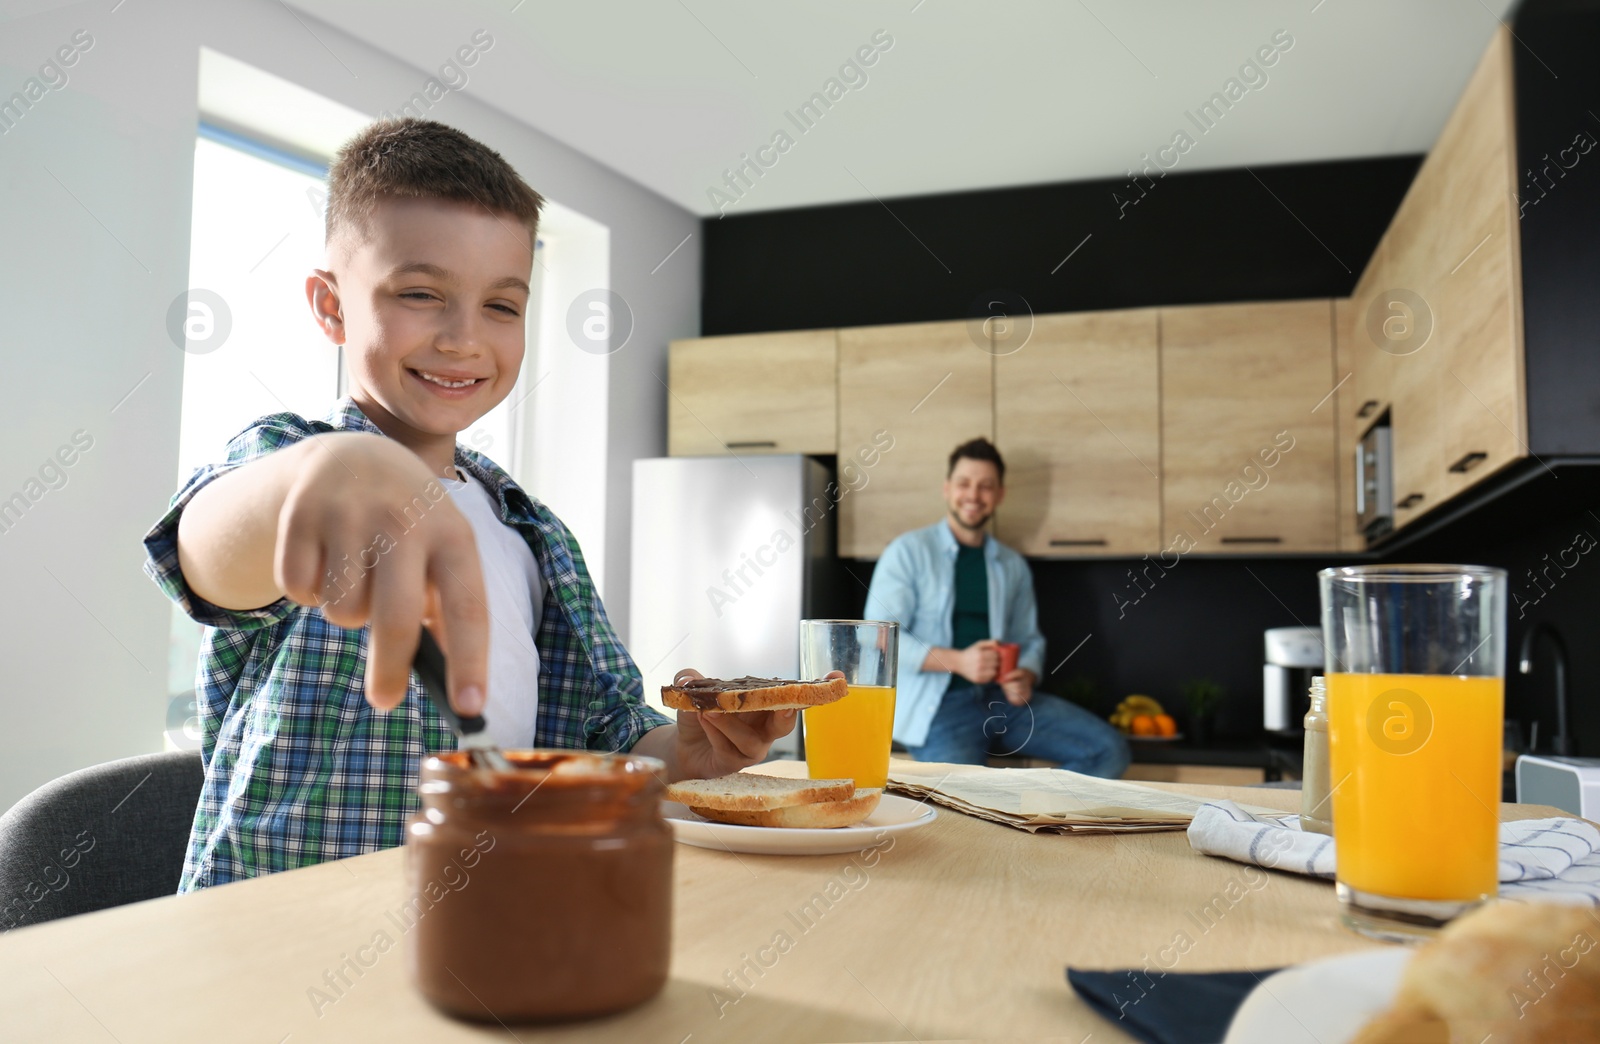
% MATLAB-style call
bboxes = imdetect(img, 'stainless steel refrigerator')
[629,454,841,757]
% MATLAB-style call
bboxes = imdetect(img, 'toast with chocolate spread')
[661,675,848,712]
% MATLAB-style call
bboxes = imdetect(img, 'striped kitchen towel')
[1186,800,1600,904]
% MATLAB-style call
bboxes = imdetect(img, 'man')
[863,438,1130,776]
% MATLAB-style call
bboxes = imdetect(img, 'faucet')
[1519,622,1570,757]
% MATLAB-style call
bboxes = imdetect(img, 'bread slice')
[665,773,854,811]
[1351,901,1600,1043]
[690,790,882,829]
[662,676,848,713]
[1349,1010,1450,1044]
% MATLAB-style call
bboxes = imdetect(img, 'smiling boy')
[144,119,792,891]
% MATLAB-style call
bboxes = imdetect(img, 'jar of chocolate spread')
[406,750,673,1022]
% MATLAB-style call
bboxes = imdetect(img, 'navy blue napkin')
[1066,967,1279,1044]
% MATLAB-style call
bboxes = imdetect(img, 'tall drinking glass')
[800,620,898,789]
[1318,564,1506,942]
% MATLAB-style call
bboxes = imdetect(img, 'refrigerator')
[629,454,842,757]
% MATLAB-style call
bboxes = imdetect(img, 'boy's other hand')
[661,668,848,780]
[273,432,489,715]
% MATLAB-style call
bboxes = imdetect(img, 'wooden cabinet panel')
[1345,239,1394,433]
[667,330,838,456]
[994,310,1161,556]
[1345,232,1450,532]
[1332,297,1365,553]
[837,321,992,559]
[1427,27,1525,498]
[1160,301,1338,553]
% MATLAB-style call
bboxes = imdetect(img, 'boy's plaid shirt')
[143,399,670,891]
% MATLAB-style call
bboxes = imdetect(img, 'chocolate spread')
[667,676,817,709]
[406,750,673,1022]
[673,675,810,691]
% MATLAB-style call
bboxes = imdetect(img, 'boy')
[144,119,793,891]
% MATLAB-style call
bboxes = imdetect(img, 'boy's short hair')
[947,437,1005,483]
[325,118,545,253]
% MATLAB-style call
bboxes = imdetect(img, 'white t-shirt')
[439,468,542,749]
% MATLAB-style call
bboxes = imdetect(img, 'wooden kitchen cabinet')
[1332,296,1365,553]
[836,320,992,558]
[1160,300,1338,553]
[1425,26,1525,501]
[994,309,1161,556]
[667,330,838,456]
[1340,26,1526,537]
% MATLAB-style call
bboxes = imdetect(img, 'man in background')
[864,438,1129,776]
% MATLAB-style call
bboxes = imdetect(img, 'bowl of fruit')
[1108,695,1180,741]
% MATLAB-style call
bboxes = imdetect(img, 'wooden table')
[0,769,1571,1043]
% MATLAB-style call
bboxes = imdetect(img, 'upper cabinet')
[1342,26,1525,535]
[1428,26,1525,501]
[1161,301,1338,553]
[667,330,838,456]
[836,321,992,559]
[994,310,1162,556]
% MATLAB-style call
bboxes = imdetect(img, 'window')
[176,127,338,483]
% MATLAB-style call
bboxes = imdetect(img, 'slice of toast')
[1349,1010,1450,1044]
[661,676,848,712]
[690,790,882,829]
[665,773,855,811]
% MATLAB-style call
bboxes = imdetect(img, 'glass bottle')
[1300,676,1333,835]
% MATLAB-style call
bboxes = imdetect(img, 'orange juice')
[804,685,896,788]
[1326,672,1502,902]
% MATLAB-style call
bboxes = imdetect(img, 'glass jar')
[406,750,672,1022]
[1300,676,1332,835]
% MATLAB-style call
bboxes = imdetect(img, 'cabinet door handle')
[724,440,778,450]
[1048,538,1108,547]
[1448,451,1487,473]
[1397,493,1425,509]
[1220,536,1283,545]
[1356,399,1380,418]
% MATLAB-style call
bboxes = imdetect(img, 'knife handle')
[412,627,488,736]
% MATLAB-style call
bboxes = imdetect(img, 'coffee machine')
[1263,626,1324,734]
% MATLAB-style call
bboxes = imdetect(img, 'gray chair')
[0,750,203,931]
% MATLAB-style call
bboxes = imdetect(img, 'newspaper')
[887,760,1285,834]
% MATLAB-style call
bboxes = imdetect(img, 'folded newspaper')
[886,760,1284,834]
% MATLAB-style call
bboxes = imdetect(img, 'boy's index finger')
[428,540,489,718]
[363,545,428,712]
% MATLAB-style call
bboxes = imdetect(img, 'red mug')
[996,642,1021,679]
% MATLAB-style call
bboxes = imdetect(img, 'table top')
[0,767,1572,1043]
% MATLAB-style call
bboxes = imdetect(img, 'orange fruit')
[1153,713,1177,737]
[1130,714,1158,736]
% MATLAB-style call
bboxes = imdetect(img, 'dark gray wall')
[1513,0,1600,456]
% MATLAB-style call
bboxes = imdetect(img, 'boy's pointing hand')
[274,433,489,716]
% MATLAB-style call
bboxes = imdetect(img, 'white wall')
[0,0,698,812]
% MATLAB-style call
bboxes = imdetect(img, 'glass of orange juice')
[1318,564,1506,942]
[800,619,898,789]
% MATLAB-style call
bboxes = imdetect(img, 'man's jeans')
[905,680,1131,779]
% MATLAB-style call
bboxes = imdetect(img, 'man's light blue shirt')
[863,520,1047,748]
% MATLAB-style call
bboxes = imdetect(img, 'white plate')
[663,792,937,855]
[1224,947,1411,1044]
